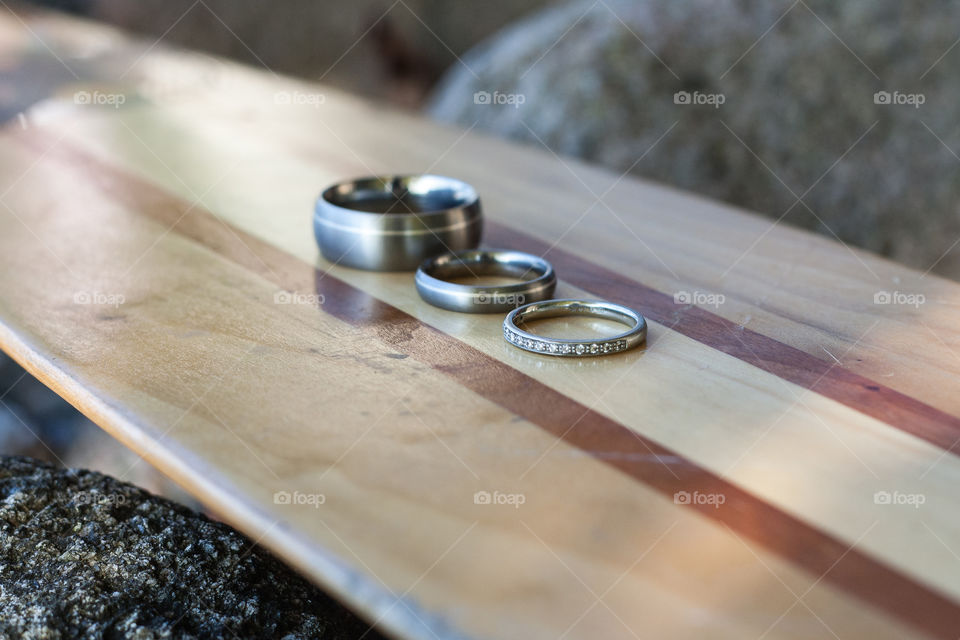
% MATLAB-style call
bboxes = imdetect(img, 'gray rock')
[429,0,960,278]
[0,456,381,639]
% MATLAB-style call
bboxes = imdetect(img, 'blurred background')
[2,0,959,499]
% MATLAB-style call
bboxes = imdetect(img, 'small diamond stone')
[549,343,558,353]
[590,344,599,354]
[602,343,611,353]
[575,344,586,355]
[562,344,572,354]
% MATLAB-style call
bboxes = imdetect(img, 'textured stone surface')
[429,0,960,278]
[0,456,380,639]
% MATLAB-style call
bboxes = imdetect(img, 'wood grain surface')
[1,7,960,640]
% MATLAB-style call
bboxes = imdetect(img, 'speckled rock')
[429,0,960,278]
[0,456,380,639]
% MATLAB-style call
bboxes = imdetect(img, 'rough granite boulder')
[428,0,960,278]
[0,456,380,640]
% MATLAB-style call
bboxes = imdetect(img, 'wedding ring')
[416,249,557,313]
[503,299,646,356]
[314,175,483,271]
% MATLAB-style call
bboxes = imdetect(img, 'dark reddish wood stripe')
[483,223,960,455]
[18,130,960,638]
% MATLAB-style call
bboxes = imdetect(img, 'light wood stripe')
[483,223,960,456]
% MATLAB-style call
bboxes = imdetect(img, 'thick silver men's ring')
[314,175,483,271]
[503,299,647,356]
[415,249,557,313]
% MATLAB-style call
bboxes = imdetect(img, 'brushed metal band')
[503,299,646,356]
[314,175,482,271]
[415,249,557,313]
